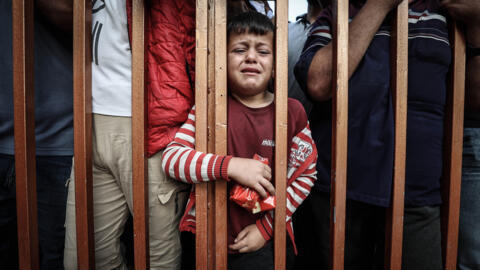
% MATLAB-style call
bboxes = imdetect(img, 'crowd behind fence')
[11,0,466,269]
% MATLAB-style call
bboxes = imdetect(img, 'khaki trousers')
[64,114,189,270]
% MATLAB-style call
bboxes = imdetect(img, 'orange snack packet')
[229,154,276,214]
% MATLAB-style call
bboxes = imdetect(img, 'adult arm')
[35,0,73,33]
[465,26,480,112]
[443,0,480,111]
[305,0,406,101]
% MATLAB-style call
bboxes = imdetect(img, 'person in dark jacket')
[0,1,73,269]
[294,0,480,269]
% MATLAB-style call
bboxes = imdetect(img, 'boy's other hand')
[229,224,267,253]
[227,157,275,198]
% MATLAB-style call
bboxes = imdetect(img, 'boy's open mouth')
[241,68,260,74]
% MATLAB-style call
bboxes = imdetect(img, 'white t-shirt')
[91,0,132,116]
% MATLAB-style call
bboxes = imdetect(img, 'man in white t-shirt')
[64,0,195,269]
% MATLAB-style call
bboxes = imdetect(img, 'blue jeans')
[0,154,72,270]
[458,128,480,270]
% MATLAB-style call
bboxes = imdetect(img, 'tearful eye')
[233,48,246,53]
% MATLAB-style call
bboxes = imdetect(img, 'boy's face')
[227,31,274,98]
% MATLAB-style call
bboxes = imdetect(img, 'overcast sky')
[268,1,308,22]
[288,1,308,22]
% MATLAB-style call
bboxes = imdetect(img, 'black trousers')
[0,154,72,270]
[293,189,442,270]
[228,239,295,270]
[181,232,295,270]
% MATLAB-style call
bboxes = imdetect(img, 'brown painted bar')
[330,0,349,269]
[195,0,209,268]
[384,2,408,270]
[207,0,217,268]
[214,0,228,268]
[131,0,149,269]
[441,22,466,270]
[208,1,217,268]
[73,0,95,268]
[273,1,288,270]
[12,0,39,268]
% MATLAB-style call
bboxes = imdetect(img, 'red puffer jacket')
[127,0,196,157]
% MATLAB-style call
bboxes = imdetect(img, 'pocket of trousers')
[157,186,190,214]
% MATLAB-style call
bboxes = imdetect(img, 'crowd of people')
[0,0,479,269]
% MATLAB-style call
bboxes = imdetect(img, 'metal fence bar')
[273,1,288,269]
[385,2,408,269]
[195,0,209,268]
[330,0,349,269]
[214,0,228,268]
[131,0,149,268]
[72,0,95,268]
[12,0,38,268]
[442,21,466,270]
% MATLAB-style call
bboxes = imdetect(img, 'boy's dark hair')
[227,11,275,39]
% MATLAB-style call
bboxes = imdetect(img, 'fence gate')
[10,0,466,269]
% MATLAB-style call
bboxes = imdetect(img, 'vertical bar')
[207,0,217,268]
[441,21,466,270]
[73,0,95,268]
[131,0,149,269]
[330,0,348,269]
[214,0,228,269]
[384,2,408,270]
[274,1,288,270]
[195,0,209,268]
[12,0,39,268]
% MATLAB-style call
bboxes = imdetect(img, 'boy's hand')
[227,157,275,198]
[229,224,267,253]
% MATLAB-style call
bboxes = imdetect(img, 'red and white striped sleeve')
[162,106,233,184]
[255,124,318,241]
[285,125,317,222]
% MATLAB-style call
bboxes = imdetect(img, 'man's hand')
[442,0,480,25]
[442,0,480,45]
[227,157,275,198]
[229,224,267,253]
[35,0,73,32]
[367,0,409,13]
[443,1,480,112]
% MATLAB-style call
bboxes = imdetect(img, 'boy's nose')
[245,49,257,63]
